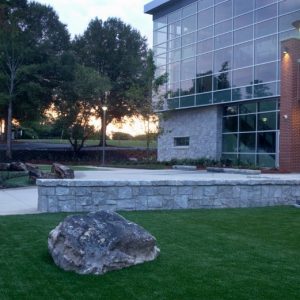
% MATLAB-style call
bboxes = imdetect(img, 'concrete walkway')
[1,168,300,216]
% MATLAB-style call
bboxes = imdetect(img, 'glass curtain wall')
[222,98,279,167]
[153,0,300,110]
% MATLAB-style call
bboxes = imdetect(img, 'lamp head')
[102,106,108,112]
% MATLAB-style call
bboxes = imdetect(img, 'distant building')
[145,0,300,171]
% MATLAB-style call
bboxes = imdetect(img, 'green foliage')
[0,208,299,299]
[111,132,133,140]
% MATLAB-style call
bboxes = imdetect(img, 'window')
[174,137,190,147]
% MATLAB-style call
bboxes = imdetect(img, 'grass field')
[0,207,299,299]
[16,139,157,148]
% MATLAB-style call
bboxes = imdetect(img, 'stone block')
[139,187,155,196]
[58,201,76,212]
[135,196,148,210]
[118,187,133,199]
[117,200,135,210]
[48,197,58,212]
[162,197,174,209]
[177,186,193,195]
[204,186,218,196]
[39,187,55,196]
[147,196,163,208]
[174,195,188,209]
[56,187,71,196]
[38,196,48,212]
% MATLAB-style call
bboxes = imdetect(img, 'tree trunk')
[6,98,12,160]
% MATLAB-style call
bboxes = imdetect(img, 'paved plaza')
[1,168,300,215]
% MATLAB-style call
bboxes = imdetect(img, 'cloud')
[32,0,153,45]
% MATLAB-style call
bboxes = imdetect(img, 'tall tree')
[73,18,149,144]
[0,0,70,159]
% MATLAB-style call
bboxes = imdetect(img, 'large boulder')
[10,162,27,172]
[48,211,160,275]
[51,163,74,179]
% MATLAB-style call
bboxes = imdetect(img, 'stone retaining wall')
[37,179,299,212]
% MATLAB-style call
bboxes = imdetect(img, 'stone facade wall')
[37,179,298,213]
[157,106,222,161]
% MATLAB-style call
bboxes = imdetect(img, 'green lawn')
[0,207,299,300]
[16,139,157,148]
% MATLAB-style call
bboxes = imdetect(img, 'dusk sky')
[33,0,153,45]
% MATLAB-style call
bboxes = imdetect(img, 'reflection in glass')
[180,95,195,107]
[182,15,197,35]
[234,12,253,29]
[198,26,213,41]
[214,47,232,72]
[182,44,195,59]
[182,32,196,46]
[232,86,253,100]
[215,19,232,35]
[198,0,213,11]
[223,134,238,152]
[197,52,213,76]
[254,82,276,98]
[214,70,231,90]
[223,116,238,132]
[255,18,277,38]
[197,38,213,54]
[168,49,181,64]
[154,16,167,30]
[239,114,256,132]
[255,4,277,22]
[279,11,300,32]
[215,0,232,23]
[213,89,231,103]
[234,0,254,16]
[258,112,276,131]
[182,2,197,18]
[196,76,212,93]
[154,27,167,45]
[257,154,275,167]
[279,0,300,15]
[234,41,254,69]
[181,79,195,96]
[169,38,181,50]
[168,10,181,24]
[255,35,277,64]
[167,98,179,109]
[168,22,181,40]
[198,8,213,29]
[258,99,277,112]
[233,67,253,87]
[168,62,180,83]
[234,26,253,44]
[239,133,256,152]
[240,102,256,114]
[181,58,196,80]
[255,0,277,9]
[168,82,180,98]
[224,105,238,115]
[255,62,277,83]
[154,43,167,56]
[215,32,233,49]
[196,93,212,105]
[257,132,276,153]
[239,154,256,165]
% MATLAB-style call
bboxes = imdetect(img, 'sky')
[33,0,153,46]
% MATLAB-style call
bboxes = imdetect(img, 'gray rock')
[51,163,74,179]
[10,162,27,172]
[48,210,160,275]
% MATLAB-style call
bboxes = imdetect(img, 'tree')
[0,0,70,159]
[73,18,149,145]
[52,59,110,156]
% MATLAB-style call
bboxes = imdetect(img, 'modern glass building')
[145,0,300,169]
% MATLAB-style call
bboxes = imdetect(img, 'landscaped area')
[0,207,299,299]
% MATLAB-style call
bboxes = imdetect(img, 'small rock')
[51,163,74,179]
[10,162,27,172]
[48,210,160,275]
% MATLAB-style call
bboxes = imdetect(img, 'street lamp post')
[101,91,109,166]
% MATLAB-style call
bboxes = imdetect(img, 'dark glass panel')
[279,0,300,15]
[222,153,238,163]
[233,67,253,87]
[234,26,253,44]
[255,18,277,38]
[215,19,232,35]
[197,38,213,54]
[154,16,167,30]
[224,105,238,116]
[240,102,256,114]
[239,154,256,164]
[215,32,233,49]
[168,10,181,24]
[182,44,196,59]
[213,89,231,103]
[181,58,196,80]
[254,82,276,98]
[182,15,197,35]
[255,35,277,64]
[239,133,256,152]
[180,95,195,107]
[239,114,256,132]
[279,11,300,32]
[215,0,232,23]
[196,92,212,105]
[234,12,253,29]
[154,27,167,45]
[232,86,253,100]
[234,41,254,69]
[198,8,213,29]
[223,134,238,152]
[254,62,277,83]
[182,2,197,18]
[214,71,231,90]
[258,112,277,131]
[196,76,212,93]
[223,116,238,132]
[258,99,277,112]
[214,47,232,72]
[234,0,254,16]
[174,137,190,146]
[255,0,277,9]
[255,4,277,23]
[257,131,276,153]
[198,0,213,11]
[181,79,196,96]
[168,21,181,40]
[169,37,181,50]
[198,26,213,41]
[167,98,179,109]
[257,154,276,167]
[168,62,180,83]
[196,52,213,76]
